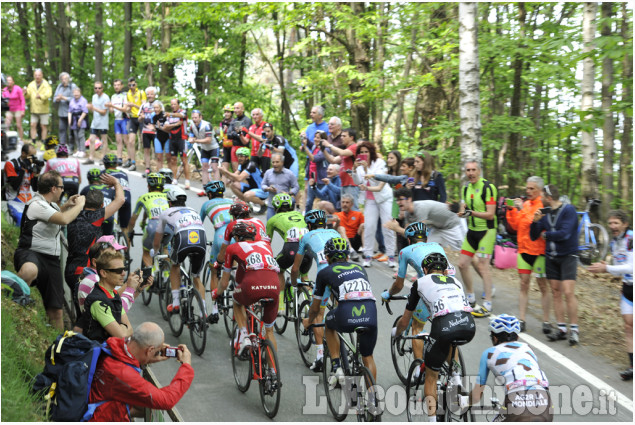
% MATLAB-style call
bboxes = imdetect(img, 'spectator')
[505,176,551,333]
[13,170,85,330]
[261,123,298,176]
[68,87,88,157]
[225,101,252,173]
[87,322,194,421]
[3,75,26,141]
[588,210,633,380]
[188,109,219,188]
[4,143,39,224]
[326,116,344,149]
[52,72,76,145]
[152,101,170,172]
[42,144,82,197]
[310,163,341,213]
[163,98,190,187]
[261,153,300,220]
[137,87,159,177]
[219,104,236,174]
[530,184,580,345]
[322,127,359,210]
[104,79,129,166]
[386,188,465,251]
[25,68,52,145]
[333,194,364,261]
[305,105,329,146]
[65,174,125,316]
[124,77,147,171]
[220,147,268,214]
[245,108,269,171]
[411,151,447,202]
[301,129,329,212]
[85,81,110,164]
[353,141,396,268]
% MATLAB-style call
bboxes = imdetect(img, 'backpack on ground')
[1,270,32,306]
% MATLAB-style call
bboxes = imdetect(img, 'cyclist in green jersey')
[457,160,498,317]
[266,193,312,288]
[128,173,169,268]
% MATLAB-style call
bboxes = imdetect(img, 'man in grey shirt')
[86,81,110,164]
[386,187,465,251]
[261,153,299,221]
[52,72,76,145]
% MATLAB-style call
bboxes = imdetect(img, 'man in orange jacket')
[505,176,552,334]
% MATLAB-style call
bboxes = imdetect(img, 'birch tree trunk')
[619,3,633,209]
[94,2,104,82]
[123,3,132,79]
[458,2,482,166]
[600,3,615,218]
[144,2,154,86]
[159,3,172,94]
[580,2,599,209]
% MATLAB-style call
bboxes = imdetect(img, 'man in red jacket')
[89,322,194,421]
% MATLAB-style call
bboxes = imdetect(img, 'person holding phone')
[322,127,359,210]
[505,176,552,334]
[302,130,329,212]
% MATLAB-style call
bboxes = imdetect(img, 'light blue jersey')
[298,228,341,273]
[478,342,549,393]
[200,198,234,261]
[397,241,447,279]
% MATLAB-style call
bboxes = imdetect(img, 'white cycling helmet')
[166,186,187,202]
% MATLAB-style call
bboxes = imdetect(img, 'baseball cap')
[95,235,127,251]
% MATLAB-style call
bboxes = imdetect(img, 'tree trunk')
[144,2,154,86]
[123,2,132,79]
[94,2,104,82]
[158,3,172,94]
[58,2,71,74]
[238,14,248,89]
[393,10,418,150]
[600,3,615,218]
[345,2,371,139]
[44,3,59,78]
[274,14,291,136]
[32,2,44,66]
[372,3,387,151]
[458,2,482,165]
[580,2,599,212]
[619,3,633,209]
[16,2,33,77]
[195,23,211,96]
[507,3,526,195]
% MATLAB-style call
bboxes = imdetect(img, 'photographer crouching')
[3,143,42,224]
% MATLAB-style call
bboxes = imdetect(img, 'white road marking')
[519,332,634,413]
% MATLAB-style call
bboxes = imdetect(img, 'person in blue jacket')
[310,163,341,213]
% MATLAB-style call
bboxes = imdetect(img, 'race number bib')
[245,252,265,270]
[432,293,470,318]
[340,278,374,301]
[286,227,308,242]
[316,250,327,264]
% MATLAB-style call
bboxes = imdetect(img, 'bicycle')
[175,141,209,182]
[165,263,208,356]
[310,323,382,422]
[577,198,609,265]
[148,252,171,320]
[275,272,312,338]
[383,295,419,386]
[231,298,282,418]
[405,333,472,422]
[201,244,236,338]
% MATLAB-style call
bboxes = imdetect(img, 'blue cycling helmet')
[489,314,521,335]
[204,180,225,197]
[304,209,327,227]
[405,222,428,240]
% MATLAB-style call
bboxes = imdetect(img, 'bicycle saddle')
[259,298,276,304]
[354,327,370,335]
[451,338,470,346]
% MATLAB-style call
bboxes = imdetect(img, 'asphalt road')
[4,147,633,422]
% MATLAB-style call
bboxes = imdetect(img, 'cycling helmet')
[304,209,327,227]
[43,149,56,161]
[489,314,521,335]
[87,168,102,181]
[166,186,187,203]
[158,168,174,182]
[236,147,250,157]
[405,222,428,240]
[272,193,293,212]
[421,252,448,272]
[45,135,59,150]
[230,201,250,219]
[146,172,165,190]
[103,153,118,168]
[232,221,257,241]
[223,103,234,112]
[324,237,349,261]
[204,180,225,197]
[55,144,69,156]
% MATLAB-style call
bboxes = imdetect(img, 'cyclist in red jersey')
[215,201,270,264]
[212,221,281,355]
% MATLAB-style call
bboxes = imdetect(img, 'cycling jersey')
[223,218,270,244]
[397,241,447,279]
[189,119,218,151]
[314,262,376,303]
[298,228,341,273]
[133,192,169,220]
[125,89,146,118]
[139,102,156,134]
[407,274,472,319]
[101,169,132,230]
[238,161,263,191]
[80,183,115,234]
[102,169,131,193]
[462,178,497,231]
[266,211,308,243]
[608,229,633,285]
[43,157,81,179]
[478,342,549,391]
[223,240,280,282]
[201,198,234,262]
[157,206,207,275]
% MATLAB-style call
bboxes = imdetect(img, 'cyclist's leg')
[475,228,496,303]
[189,238,207,301]
[517,253,535,321]
[533,255,551,322]
[118,192,132,241]
[324,304,341,363]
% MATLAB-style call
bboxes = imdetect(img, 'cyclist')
[212,221,281,355]
[152,186,207,315]
[158,167,178,193]
[460,314,553,422]
[266,193,312,288]
[290,209,341,372]
[382,222,451,363]
[81,168,115,235]
[392,253,475,422]
[101,153,132,240]
[128,173,169,269]
[200,180,234,323]
[219,146,268,214]
[42,144,81,197]
[306,237,378,384]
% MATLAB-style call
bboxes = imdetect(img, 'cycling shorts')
[621,283,633,315]
[241,186,268,200]
[210,223,229,263]
[424,311,475,371]
[170,228,207,277]
[114,119,129,135]
[101,219,114,236]
[325,300,378,357]
[461,228,496,258]
[545,254,577,281]
[142,133,155,149]
[518,253,546,277]
[230,145,242,163]
[127,118,140,133]
[142,219,159,251]
[223,146,232,163]
[62,177,80,197]
[170,138,187,157]
[233,269,280,325]
[154,137,171,154]
[200,148,219,164]
[502,389,553,422]
[118,192,132,229]
[276,241,312,273]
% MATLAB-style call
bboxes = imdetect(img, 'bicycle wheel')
[222,276,236,338]
[117,231,132,281]
[322,342,348,421]
[293,286,310,334]
[406,359,426,422]
[274,284,290,335]
[188,288,208,356]
[578,223,609,265]
[391,315,414,385]
[157,260,171,321]
[231,324,252,393]
[141,273,153,306]
[259,339,282,418]
[296,299,314,368]
[357,366,382,422]
[444,348,472,422]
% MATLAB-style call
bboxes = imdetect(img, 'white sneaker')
[78,151,86,158]
[184,179,191,190]
[328,367,345,390]
[387,259,396,268]
[363,258,372,268]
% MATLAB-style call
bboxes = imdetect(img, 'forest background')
[1,2,632,219]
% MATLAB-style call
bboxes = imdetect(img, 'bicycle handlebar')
[381,294,408,315]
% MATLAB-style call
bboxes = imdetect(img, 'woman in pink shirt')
[2,75,26,140]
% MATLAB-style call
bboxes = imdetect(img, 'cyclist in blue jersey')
[219,146,268,214]
[200,180,234,324]
[291,209,341,372]
[382,222,451,361]
[461,315,552,422]
[101,153,132,241]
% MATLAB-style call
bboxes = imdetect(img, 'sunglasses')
[94,86,103,90]
[128,83,136,87]
[103,267,126,274]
